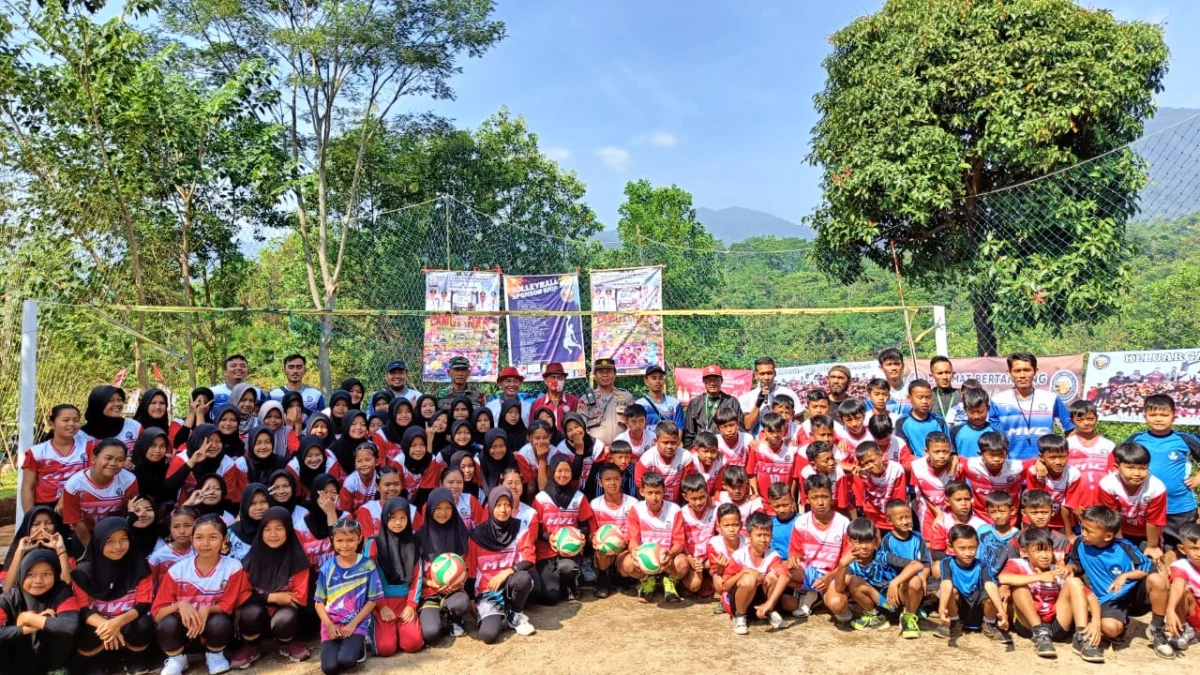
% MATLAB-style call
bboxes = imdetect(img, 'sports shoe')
[450,620,467,637]
[1170,626,1197,652]
[852,611,889,631]
[732,615,749,635]
[508,611,536,636]
[1032,625,1057,658]
[661,575,681,603]
[900,612,920,639]
[833,609,854,625]
[933,619,963,639]
[1146,624,1176,659]
[228,644,259,670]
[580,557,598,584]
[1072,633,1105,663]
[791,590,819,618]
[982,622,1014,644]
[768,610,788,630]
[637,575,658,602]
[279,644,311,663]
[594,569,612,599]
[712,600,726,614]
[162,654,189,675]
[205,651,231,675]
[357,640,368,663]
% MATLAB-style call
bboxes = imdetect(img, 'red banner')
[673,368,755,405]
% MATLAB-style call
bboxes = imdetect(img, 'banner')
[422,271,501,382]
[504,274,586,381]
[776,361,880,402]
[674,368,755,405]
[1083,349,1200,423]
[590,267,664,375]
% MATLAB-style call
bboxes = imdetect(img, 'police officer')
[579,357,635,447]
[436,355,485,408]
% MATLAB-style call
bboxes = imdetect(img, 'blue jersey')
[1124,430,1200,514]
[270,385,327,417]
[948,422,997,459]
[977,527,1019,579]
[771,514,796,561]
[848,549,914,590]
[636,394,685,432]
[939,556,993,596]
[881,531,930,567]
[1067,538,1152,604]
[895,413,948,458]
[988,389,1074,461]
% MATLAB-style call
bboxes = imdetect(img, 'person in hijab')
[367,411,388,440]
[173,387,215,450]
[479,428,518,496]
[295,474,340,568]
[302,411,335,449]
[238,427,287,487]
[426,409,452,459]
[369,390,395,415]
[533,408,565,446]
[469,486,536,643]
[126,494,163,559]
[452,449,486,503]
[80,384,141,451]
[288,435,341,500]
[443,419,478,465]
[416,488,471,644]
[414,395,438,428]
[71,517,155,675]
[266,470,299,512]
[1,506,77,591]
[377,398,415,464]
[256,400,292,457]
[365,497,423,656]
[554,412,604,490]
[498,399,528,456]
[0,548,79,674]
[228,484,271,561]
[326,390,352,432]
[182,474,235,525]
[229,383,261,436]
[355,466,407,540]
[449,395,474,424]
[471,407,495,447]
[132,388,171,435]
[400,427,442,509]
[533,456,592,605]
[280,391,306,434]
[130,428,174,509]
[339,378,366,410]
[165,424,244,508]
[211,404,247,459]
[329,410,369,478]
[233,506,311,666]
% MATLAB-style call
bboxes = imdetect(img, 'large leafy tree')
[807,0,1168,355]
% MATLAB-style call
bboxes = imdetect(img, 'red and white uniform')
[746,440,799,513]
[725,545,789,579]
[78,419,142,453]
[589,494,637,539]
[706,533,745,569]
[454,493,487,531]
[628,500,685,552]
[1096,473,1167,539]
[788,511,851,574]
[293,506,335,568]
[148,544,193,589]
[467,528,536,594]
[875,435,913,470]
[61,470,138,526]
[910,457,954,540]
[151,556,250,616]
[851,460,907,530]
[514,502,540,537]
[514,444,540,486]
[549,439,606,488]
[372,431,403,464]
[285,451,343,494]
[392,456,445,497]
[533,490,594,560]
[836,424,872,451]
[958,457,1032,523]
[22,437,92,504]
[796,464,851,511]
[682,452,725,495]
[929,512,988,553]
[357,500,424,540]
[634,448,690,502]
[1067,434,1115,506]
[1168,559,1200,630]
[1000,557,1063,622]
[716,431,753,468]
[681,505,716,560]
[612,430,652,457]
[73,575,154,618]
[167,452,243,504]
[714,492,764,534]
[1023,465,1083,529]
[338,471,378,513]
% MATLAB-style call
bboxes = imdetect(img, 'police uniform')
[580,358,635,447]
[436,356,486,408]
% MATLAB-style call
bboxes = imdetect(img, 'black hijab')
[133,388,171,431]
[330,410,369,475]
[383,397,414,444]
[401,426,433,475]
[560,412,594,481]
[127,495,162,556]
[427,410,452,456]
[211,403,246,459]
[266,469,299,512]
[190,387,215,421]
[498,399,528,452]
[543,455,577,509]
[340,378,365,410]
[450,450,477,488]
[450,394,474,420]
[370,390,395,414]
[230,483,269,546]
[81,384,126,439]
[3,548,72,615]
[479,428,517,494]
[71,517,151,601]
[187,424,224,478]
[445,419,478,465]
[327,390,352,430]
[245,427,287,485]
[193,473,229,518]
[242,506,310,593]
[374,497,419,585]
[303,474,339,535]
[281,390,305,423]
[414,395,437,426]
[417,488,469,561]
[471,486,520,551]
[304,412,336,449]
[3,505,80,571]
[471,408,495,446]
[131,427,171,502]
[295,435,329,493]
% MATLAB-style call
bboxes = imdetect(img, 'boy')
[745,413,799,512]
[999,528,1104,662]
[1124,394,1200,553]
[958,431,1029,524]
[895,379,949,459]
[714,465,764,531]
[721,512,794,634]
[935,524,1012,643]
[949,387,996,458]
[766,482,799,561]
[612,403,652,457]
[911,432,955,541]
[634,421,689,503]
[834,399,870,447]
[590,463,639,598]
[708,503,745,612]
[977,491,1019,583]
[679,474,716,598]
[850,441,907,531]
[929,481,988,563]
[1066,505,1174,658]
[1012,491,1072,562]
[880,500,932,592]
[868,413,912,471]
[876,347,911,414]
[988,352,1074,461]
[1024,434,1082,534]
[838,518,925,637]
[796,441,852,517]
[683,431,725,496]
[929,355,963,425]
[1065,400,1114,507]
[1166,522,1200,651]
[595,439,639,499]
[637,364,684,433]
[713,407,753,468]
[623,471,687,603]
[771,394,800,444]
[866,378,900,424]
[805,415,853,470]
[1096,441,1167,561]
[787,474,852,622]
[794,391,829,446]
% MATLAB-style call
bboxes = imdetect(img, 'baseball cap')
[593,357,617,371]
[448,356,470,370]
[498,366,524,382]
[385,360,407,372]
[542,362,567,377]
[702,364,723,378]
[644,364,666,377]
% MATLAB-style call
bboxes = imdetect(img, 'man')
[988,352,1073,461]
[580,357,636,447]
[683,364,743,448]
[210,354,252,408]
[487,366,532,424]
[435,355,485,408]
[928,356,963,425]
[636,364,684,433]
[737,356,800,434]
[268,354,326,416]
[530,362,579,431]
[384,359,421,404]
[877,347,911,415]
[825,365,852,423]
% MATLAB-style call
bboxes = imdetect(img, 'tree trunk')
[319,296,333,394]
[972,291,998,356]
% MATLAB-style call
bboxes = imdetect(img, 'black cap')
[386,360,407,372]
[644,364,666,377]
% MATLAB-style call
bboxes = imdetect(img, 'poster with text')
[425,270,501,312]
[673,368,756,405]
[422,271,500,382]
[504,274,586,381]
[1083,349,1200,423]
[590,267,664,375]
[775,361,880,402]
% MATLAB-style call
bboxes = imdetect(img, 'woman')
[295,474,341,569]
[129,428,174,509]
[0,549,80,675]
[366,497,423,656]
[132,388,172,437]
[376,398,415,464]
[467,486,536,643]
[443,419,478,465]
[233,506,311,666]
[533,456,592,605]
[173,387,215,450]
[238,426,287,487]
[398,427,442,508]
[228,484,271,561]
[552,412,605,490]
[80,385,141,451]
[326,390,352,432]
[416,488,471,643]
[471,408,495,447]
[2,506,76,591]
[164,423,243,507]
[369,390,394,415]
[340,378,366,410]
[256,401,292,457]
[182,473,236,525]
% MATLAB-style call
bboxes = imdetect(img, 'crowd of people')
[6,348,1200,675]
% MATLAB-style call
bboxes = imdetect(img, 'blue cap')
[386,360,408,372]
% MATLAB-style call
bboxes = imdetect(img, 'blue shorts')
[800,566,827,592]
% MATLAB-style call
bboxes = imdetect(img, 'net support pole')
[933,305,949,357]
[16,299,38,525]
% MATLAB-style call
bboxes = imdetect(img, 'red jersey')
[929,511,987,553]
[681,504,716,559]
[533,490,594,560]
[910,457,954,540]
[1096,473,1167,539]
[796,464,851,511]
[1023,465,1083,529]
[338,470,378,514]
[714,492,765,535]
[356,500,424,540]
[167,452,243,504]
[550,439,606,490]
[391,455,445,496]
[716,431,753,467]
[589,494,638,538]
[1067,434,1115,506]
[850,460,907,529]
[958,457,1032,523]
[1169,559,1200,604]
[745,440,799,512]
[61,470,138,526]
[151,556,250,616]
[628,500,685,552]
[1000,557,1062,623]
[634,448,690,502]
[23,436,91,504]
[73,575,154,619]
[148,544,193,589]
[682,452,725,495]
[788,511,850,574]
[466,528,536,594]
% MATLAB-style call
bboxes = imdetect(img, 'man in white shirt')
[737,357,800,434]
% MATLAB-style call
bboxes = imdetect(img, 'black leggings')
[319,633,365,675]
[156,612,234,654]
[479,571,534,645]
[78,614,155,653]
[236,603,301,643]
[418,590,472,643]
[535,556,579,604]
[0,628,76,675]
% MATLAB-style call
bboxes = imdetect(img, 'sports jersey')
[958,457,1031,523]
[148,544,193,588]
[949,422,997,459]
[454,493,486,531]
[533,490,594,560]
[1067,538,1152,604]
[514,444,540,486]
[929,511,987,553]
[1023,465,1083,529]
[875,434,912,470]
[314,554,383,639]
[286,451,341,488]
[851,460,907,529]
[293,506,336,568]
[612,430,653,457]
[269,385,327,417]
[714,492,764,534]
[634,447,690,502]
[72,574,154,619]
[707,533,744,569]
[992,530,1071,572]
[682,505,716,559]
[589,493,637,537]
[940,556,993,596]
[723,545,789,580]
[22,436,91,504]
[895,413,948,458]
[1169,559,1200,604]
[835,425,872,451]
[61,470,138,526]
[716,431,753,468]
[77,419,142,452]
[682,452,725,495]
[796,464,851,511]
[770,514,795,561]
[848,549,914,589]
[1066,434,1115,506]
[628,500,685,551]
[745,440,798,512]
[392,455,444,498]
[787,511,851,574]
[910,457,954,538]
[977,526,1019,579]
[635,393,684,433]
[167,451,243,504]
[337,470,378,513]
[1000,557,1063,622]
[881,531,930,567]
[514,502,539,536]
[151,556,250,617]
[988,389,1073,461]
[1096,473,1167,539]
[550,438,606,489]
[1124,430,1200,514]
[466,528,536,594]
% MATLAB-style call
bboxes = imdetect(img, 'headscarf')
[471,407,495,446]
[417,488,469,561]
[230,483,270,546]
[192,473,229,518]
[211,403,246,459]
[266,469,299,512]
[330,409,369,475]
[295,435,329,493]
[303,474,339,536]
[229,383,261,435]
[498,399,528,452]
[81,384,126,439]
[401,427,432,475]
[3,505,80,571]
[427,410,451,456]
[190,386,216,419]
[130,427,170,502]
[383,397,415,444]
[340,378,365,410]
[368,410,390,437]
[414,395,438,426]
[127,495,162,556]
[470,486,520,551]
[245,426,287,486]
[133,388,171,431]
[257,400,291,457]
[4,548,71,615]
[327,390,352,430]
[543,455,577,509]
[186,424,224,478]
[444,419,477,465]
[479,428,517,494]
[280,391,305,424]
[242,506,309,593]
[560,412,594,481]
[450,450,477,487]
[370,390,395,413]
[450,394,475,420]
[303,411,335,450]
[374,497,418,585]
[70,517,151,601]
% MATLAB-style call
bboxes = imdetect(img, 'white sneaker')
[450,620,466,637]
[768,610,787,630]
[792,590,819,618]
[732,615,749,635]
[162,655,189,675]
[508,611,536,636]
[205,652,231,675]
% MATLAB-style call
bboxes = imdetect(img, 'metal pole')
[933,305,949,357]
[16,299,38,525]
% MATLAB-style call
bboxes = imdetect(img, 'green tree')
[807,0,1168,355]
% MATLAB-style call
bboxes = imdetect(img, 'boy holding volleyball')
[622,471,687,603]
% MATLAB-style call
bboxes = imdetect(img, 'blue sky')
[405,1,1200,232]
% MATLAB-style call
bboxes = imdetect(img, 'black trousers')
[236,603,301,643]
[417,590,472,643]
[156,613,234,653]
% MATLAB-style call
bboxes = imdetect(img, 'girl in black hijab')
[295,474,340,565]
[426,409,452,459]
[339,378,365,410]
[242,426,287,486]
[183,474,233,522]
[266,469,299,512]
[470,486,536,643]
[2,506,78,591]
[289,435,336,499]
[498,399,528,454]
[534,456,588,605]
[127,494,163,560]
[382,398,415,447]
[416,488,472,644]
[329,410,369,477]
[369,390,395,415]
[326,390,352,431]
[130,428,173,508]
[71,517,155,674]
[0,548,79,674]
[228,484,270,561]
[211,404,246,459]
[132,388,171,433]
[532,410,564,446]
[479,428,518,495]
[414,395,438,427]
[81,384,135,443]
[400,427,436,508]
[471,408,495,447]
[235,506,312,664]
[368,497,423,656]
[443,419,478,465]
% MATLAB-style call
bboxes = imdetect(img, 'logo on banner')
[1050,370,1080,400]
[1092,354,1111,370]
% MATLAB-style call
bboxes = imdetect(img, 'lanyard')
[1013,388,1035,431]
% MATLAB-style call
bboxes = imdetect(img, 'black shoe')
[1032,625,1057,658]
[1072,633,1106,663]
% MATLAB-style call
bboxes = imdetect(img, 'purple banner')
[504,274,586,381]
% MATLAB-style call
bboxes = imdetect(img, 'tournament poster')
[1083,349,1200,423]
[422,271,501,382]
[589,267,664,376]
[504,274,586,381]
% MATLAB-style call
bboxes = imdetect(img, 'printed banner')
[590,267,664,375]
[775,361,880,403]
[504,274,586,381]
[422,271,501,382]
[1083,349,1200,423]
[673,368,755,405]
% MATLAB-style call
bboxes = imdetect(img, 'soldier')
[436,355,485,408]
[579,357,635,448]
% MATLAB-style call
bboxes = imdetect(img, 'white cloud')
[543,145,572,162]
[596,146,631,171]
[634,130,678,148]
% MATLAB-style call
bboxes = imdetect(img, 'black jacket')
[683,393,743,447]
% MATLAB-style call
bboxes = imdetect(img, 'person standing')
[530,363,578,431]
[211,354,253,408]
[988,352,1073,461]
[487,366,532,425]
[580,358,635,448]
[384,360,421,405]
[269,354,326,417]
[737,357,800,434]
[435,356,486,409]
[636,364,684,433]
[683,365,743,448]
[826,365,853,422]
[928,356,963,425]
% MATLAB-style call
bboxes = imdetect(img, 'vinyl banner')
[775,361,879,402]
[590,267,664,375]
[504,274,586,381]
[1083,349,1200,423]
[422,271,500,382]
[673,368,755,405]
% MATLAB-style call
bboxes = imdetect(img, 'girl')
[533,409,564,445]
[148,507,198,587]
[498,400,528,456]
[211,404,246,459]
[502,468,541,536]
[133,388,174,439]
[468,486,537,642]
[295,474,341,568]
[62,438,139,549]
[340,379,365,410]
[234,506,311,666]
[71,517,156,675]
[303,412,336,449]
[356,466,407,540]
[165,424,243,507]
[443,419,478,465]
[472,408,495,447]
[452,450,486,502]
[441,468,486,529]
[426,410,451,459]
[396,427,444,509]
[173,387,215,451]
[376,398,415,464]
[550,413,605,492]
[130,428,174,509]
[416,488,472,642]
[326,390,352,431]
[370,390,395,415]
[337,443,380,513]
[0,549,80,675]
[315,519,382,675]
[479,428,518,495]
[367,412,388,438]
[450,396,473,423]
[330,410,369,479]
[128,495,163,557]
[281,392,307,445]
[288,435,342,498]
[256,401,293,457]
[515,421,555,500]
[265,470,299,512]
[533,456,593,604]
[237,426,287,488]
[228,484,270,561]
[80,384,141,451]
[2,506,75,591]
[152,514,250,675]
[415,395,437,427]
[229,384,261,436]
[21,403,87,511]
[183,475,235,525]
[366,498,423,656]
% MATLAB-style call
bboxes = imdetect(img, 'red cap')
[498,366,524,382]
[702,364,723,378]
[542,362,567,376]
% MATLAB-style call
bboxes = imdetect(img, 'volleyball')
[635,542,664,575]
[553,526,585,557]
[429,553,467,588]
[594,524,625,555]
